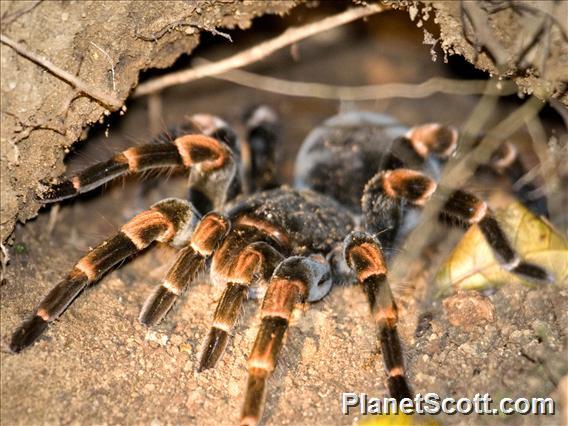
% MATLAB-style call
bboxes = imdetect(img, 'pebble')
[443,291,495,328]
[228,380,240,397]
[301,338,317,360]
[183,360,193,372]
[145,330,169,346]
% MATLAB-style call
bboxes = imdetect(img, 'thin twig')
[46,204,61,236]
[208,28,232,43]
[194,60,518,100]
[135,15,232,43]
[513,2,568,42]
[514,13,548,70]
[147,93,163,137]
[391,92,547,285]
[0,0,43,25]
[0,33,122,110]
[390,78,502,284]
[133,4,386,97]
[136,17,196,41]
[525,116,565,225]
[549,97,568,129]
[90,41,117,92]
[538,15,552,77]
[444,95,547,186]
[461,0,509,68]
[0,242,9,284]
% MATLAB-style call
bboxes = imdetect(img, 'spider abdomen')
[294,111,409,212]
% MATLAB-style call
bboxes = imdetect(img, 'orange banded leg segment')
[10,198,198,353]
[344,232,412,400]
[199,242,284,371]
[138,245,204,326]
[241,256,330,426]
[198,282,248,371]
[139,212,230,326]
[405,122,459,160]
[40,144,184,203]
[368,169,553,284]
[39,134,235,204]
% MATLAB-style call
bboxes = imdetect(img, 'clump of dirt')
[442,290,495,329]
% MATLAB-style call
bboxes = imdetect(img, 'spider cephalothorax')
[10,105,552,425]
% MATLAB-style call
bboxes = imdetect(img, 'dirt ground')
[1,5,567,426]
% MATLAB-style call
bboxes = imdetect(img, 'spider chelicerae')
[10,105,552,425]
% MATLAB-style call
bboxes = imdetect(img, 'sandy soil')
[1,7,567,426]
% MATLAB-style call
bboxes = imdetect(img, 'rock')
[442,290,495,329]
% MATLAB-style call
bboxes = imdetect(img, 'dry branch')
[133,4,386,97]
[0,33,122,110]
[391,92,547,287]
[197,62,518,100]
[461,0,509,67]
[0,0,43,25]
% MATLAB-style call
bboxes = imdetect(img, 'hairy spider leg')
[186,114,243,212]
[404,122,459,160]
[389,122,458,180]
[40,143,184,202]
[10,198,199,353]
[39,133,237,214]
[139,212,230,326]
[199,239,285,371]
[405,124,549,217]
[344,232,413,401]
[243,105,281,193]
[365,169,553,284]
[486,141,549,217]
[241,256,331,426]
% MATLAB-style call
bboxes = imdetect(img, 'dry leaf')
[361,412,439,426]
[436,201,568,295]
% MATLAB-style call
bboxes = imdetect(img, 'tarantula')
[10,106,552,425]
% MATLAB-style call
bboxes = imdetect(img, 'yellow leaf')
[436,201,568,295]
[361,412,439,426]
